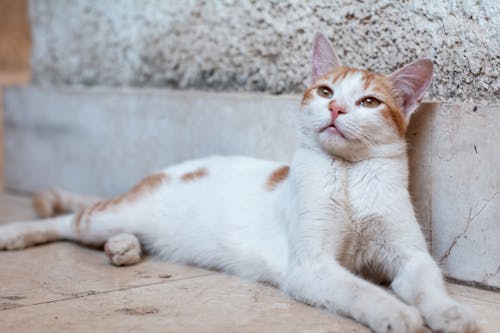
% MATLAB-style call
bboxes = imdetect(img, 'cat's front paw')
[369,303,425,333]
[424,302,479,333]
[104,233,142,266]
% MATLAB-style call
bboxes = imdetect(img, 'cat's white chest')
[336,161,396,283]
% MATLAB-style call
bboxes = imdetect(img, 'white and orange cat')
[0,33,478,333]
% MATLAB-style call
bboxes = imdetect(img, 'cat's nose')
[328,102,346,121]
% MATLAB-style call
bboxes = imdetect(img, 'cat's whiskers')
[340,121,377,147]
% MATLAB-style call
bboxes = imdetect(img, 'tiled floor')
[0,193,499,332]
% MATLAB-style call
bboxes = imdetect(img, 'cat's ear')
[311,32,341,83]
[389,59,433,119]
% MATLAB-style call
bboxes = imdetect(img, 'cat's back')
[161,155,288,193]
[151,155,290,217]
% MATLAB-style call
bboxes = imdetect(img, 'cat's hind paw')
[425,302,479,333]
[104,233,142,266]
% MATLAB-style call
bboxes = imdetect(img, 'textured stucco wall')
[30,0,499,104]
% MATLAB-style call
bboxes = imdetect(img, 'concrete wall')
[4,87,499,288]
[30,0,499,104]
[3,87,298,197]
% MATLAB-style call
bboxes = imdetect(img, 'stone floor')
[0,193,499,332]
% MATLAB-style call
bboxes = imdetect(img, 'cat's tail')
[32,189,102,218]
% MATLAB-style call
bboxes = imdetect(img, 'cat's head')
[300,32,433,161]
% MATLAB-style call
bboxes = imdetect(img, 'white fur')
[0,35,477,333]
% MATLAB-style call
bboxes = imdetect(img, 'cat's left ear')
[311,32,341,83]
[389,59,433,119]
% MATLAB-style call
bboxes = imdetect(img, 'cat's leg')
[0,215,73,250]
[283,259,425,333]
[0,211,117,250]
[32,189,102,218]
[0,212,143,267]
[104,233,142,266]
[389,249,479,333]
[0,206,140,252]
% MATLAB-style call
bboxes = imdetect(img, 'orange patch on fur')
[361,70,379,91]
[101,173,169,210]
[265,166,290,191]
[360,70,407,136]
[72,209,85,230]
[303,65,408,136]
[77,173,169,228]
[381,106,406,136]
[331,67,358,84]
[181,168,207,182]
[129,173,169,195]
[301,87,316,106]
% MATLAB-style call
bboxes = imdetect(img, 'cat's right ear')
[389,59,433,119]
[311,32,341,83]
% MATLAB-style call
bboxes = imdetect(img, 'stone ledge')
[3,86,499,288]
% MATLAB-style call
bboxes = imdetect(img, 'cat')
[0,32,478,333]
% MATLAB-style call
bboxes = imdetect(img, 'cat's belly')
[134,155,291,284]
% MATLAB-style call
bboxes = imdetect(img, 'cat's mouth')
[320,123,346,138]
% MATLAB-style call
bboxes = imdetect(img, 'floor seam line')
[0,272,216,311]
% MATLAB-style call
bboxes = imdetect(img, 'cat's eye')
[360,97,382,108]
[317,86,334,98]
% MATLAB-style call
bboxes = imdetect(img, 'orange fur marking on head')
[361,70,379,91]
[331,67,358,84]
[360,70,407,136]
[265,166,290,191]
[181,168,208,182]
[303,67,356,106]
[381,106,406,136]
[303,65,408,136]
[301,86,316,106]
